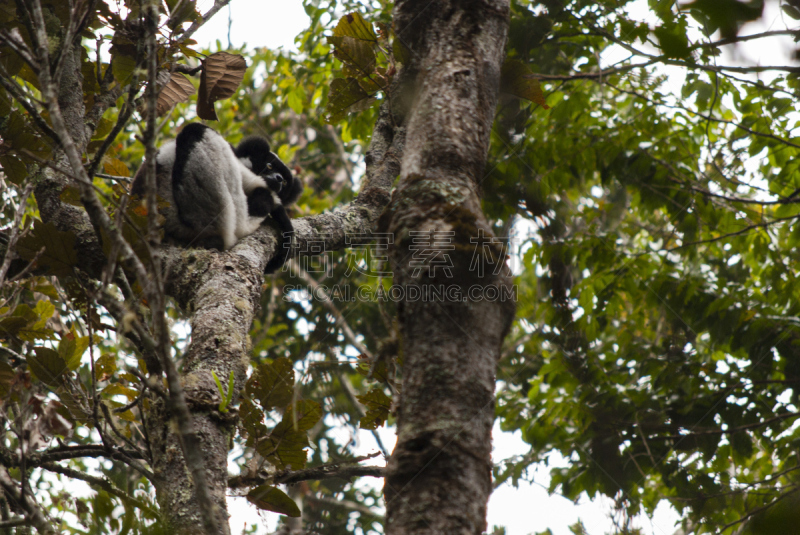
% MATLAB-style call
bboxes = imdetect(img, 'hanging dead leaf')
[156,72,196,116]
[197,52,247,120]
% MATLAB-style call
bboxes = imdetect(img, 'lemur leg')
[247,188,274,219]
[220,198,239,250]
[264,205,294,273]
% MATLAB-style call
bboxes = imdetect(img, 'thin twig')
[0,183,34,287]
[40,462,159,516]
[178,0,231,43]
[0,468,56,535]
[228,453,385,488]
[0,63,59,142]
[290,259,374,360]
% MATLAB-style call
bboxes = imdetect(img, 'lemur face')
[234,136,296,201]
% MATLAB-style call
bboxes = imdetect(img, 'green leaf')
[111,52,137,86]
[0,362,15,397]
[29,347,68,386]
[16,220,79,277]
[654,23,691,59]
[212,370,235,413]
[246,485,301,517]
[32,300,55,330]
[683,0,763,39]
[240,398,268,446]
[356,388,391,430]
[57,330,89,371]
[0,302,55,342]
[95,354,117,380]
[280,399,322,433]
[91,117,115,141]
[328,35,376,78]
[103,157,131,177]
[101,383,139,402]
[165,0,200,30]
[245,357,294,411]
[392,36,411,65]
[57,386,91,423]
[0,155,28,185]
[0,112,51,162]
[332,12,377,42]
[324,77,376,124]
[258,400,322,469]
[782,4,800,20]
[59,186,84,207]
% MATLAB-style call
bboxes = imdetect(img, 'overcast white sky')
[189,1,798,534]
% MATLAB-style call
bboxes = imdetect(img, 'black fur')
[172,123,214,233]
[235,136,303,273]
[130,124,303,270]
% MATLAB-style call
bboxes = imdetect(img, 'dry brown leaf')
[197,52,246,120]
[157,72,196,116]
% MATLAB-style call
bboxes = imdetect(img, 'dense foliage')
[1,0,799,533]
[493,1,800,533]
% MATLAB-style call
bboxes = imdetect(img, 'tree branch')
[0,468,56,535]
[40,462,159,517]
[178,0,231,43]
[229,457,385,488]
[0,63,59,142]
[0,183,33,288]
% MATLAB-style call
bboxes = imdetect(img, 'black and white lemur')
[131,123,303,273]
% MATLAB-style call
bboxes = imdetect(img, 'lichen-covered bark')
[33,39,107,277]
[146,250,260,535]
[383,1,515,534]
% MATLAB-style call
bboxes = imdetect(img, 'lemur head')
[235,136,299,202]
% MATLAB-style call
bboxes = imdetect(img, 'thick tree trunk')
[146,253,263,535]
[384,1,515,534]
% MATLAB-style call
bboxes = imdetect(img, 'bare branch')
[0,468,56,535]
[656,215,800,253]
[307,494,381,517]
[0,183,34,287]
[229,456,385,489]
[0,518,27,529]
[648,410,800,441]
[178,0,232,43]
[695,29,800,50]
[0,442,158,482]
[717,488,800,534]
[40,462,159,517]
[0,63,59,142]
[0,28,37,69]
[291,260,374,360]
